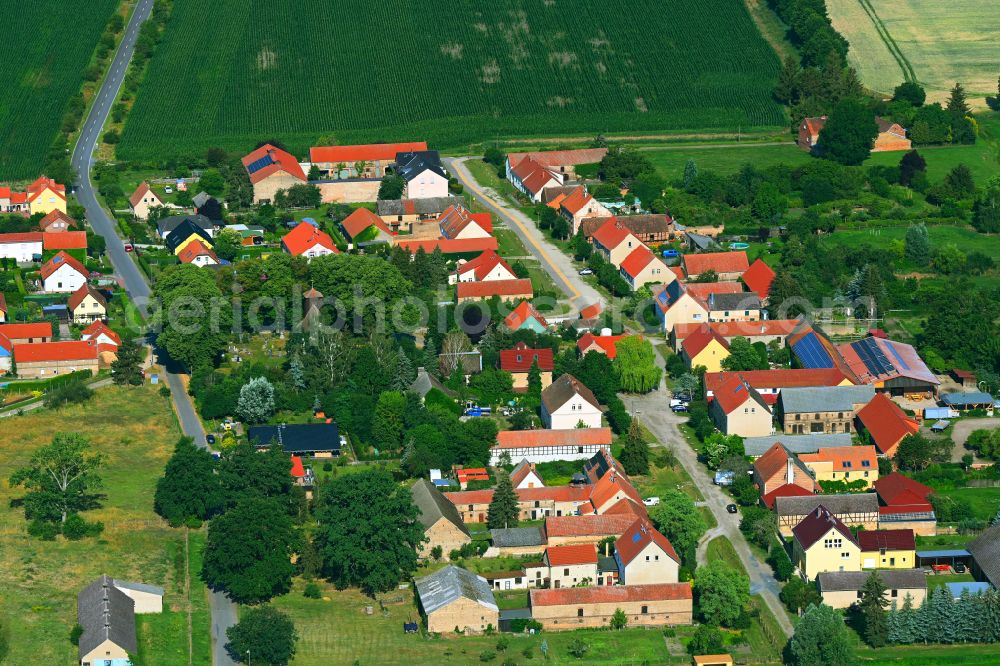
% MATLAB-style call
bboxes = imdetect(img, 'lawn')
[118,0,786,161]
[0,384,209,665]
[0,0,120,178]
[828,0,1000,104]
[938,486,1000,522]
[821,225,1000,263]
[272,578,683,665]
[494,229,529,257]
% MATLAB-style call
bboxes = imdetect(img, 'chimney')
[786,458,794,485]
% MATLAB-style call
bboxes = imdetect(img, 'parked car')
[726,504,739,514]
[578,268,594,276]
[671,404,688,413]
[954,562,967,574]
[205,434,216,445]
[673,392,692,402]
[643,497,660,507]
[164,186,173,194]
[124,243,134,253]
[662,249,680,258]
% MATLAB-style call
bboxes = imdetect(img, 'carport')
[917,549,972,570]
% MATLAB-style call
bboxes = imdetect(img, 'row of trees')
[885,586,1000,645]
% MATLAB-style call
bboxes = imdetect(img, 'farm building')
[775,493,879,536]
[309,142,428,179]
[415,565,498,634]
[529,583,692,630]
[242,143,307,204]
[395,150,448,199]
[799,116,911,153]
[742,433,853,458]
[489,427,612,466]
[411,479,472,559]
[817,569,926,609]
[455,278,533,304]
[855,393,921,457]
[873,473,937,536]
[704,368,853,405]
[680,251,749,281]
[376,196,463,231]
[777,385,876,435]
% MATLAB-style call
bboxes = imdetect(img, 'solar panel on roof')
[886,341,910,370]
[852,337,894,377]
[793,332,834,369]
[632,532,641,543]
[246,154,274,174]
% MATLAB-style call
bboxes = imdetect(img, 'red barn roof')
[858,529,915,552]
[0,322,52,340]
[544,514,637,538]
[530,583,691,607]
[395,237,498,255]
[309,142,428,164]
[681,251,749,277]
[499,342,554,373]
[742,259,776,299]
[545,543,598,566]
[856,393,920,456]
[456,279,532,300]
[241,144,306,184]
[13,340,98,364]
[494,427,612,450]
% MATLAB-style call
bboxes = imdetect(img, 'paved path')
[444,156,603,313]
[68,2,237,663]
[457,159,794,638]
[0,378,113,418]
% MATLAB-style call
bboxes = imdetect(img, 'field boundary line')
[855,0,916,83]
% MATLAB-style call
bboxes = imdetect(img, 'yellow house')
[858,529,916,569]
[791,505,861,580]
[681,326,730,372]
[798,445,879,488]
[26,176,67,215]
[172,232,215,256]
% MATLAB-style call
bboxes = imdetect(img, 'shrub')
[69,623,83,646]
[567,638,589,659]
[27,519,60,540]
[303,582,322,599]
[479,649,497,661]
[184,516,203,529]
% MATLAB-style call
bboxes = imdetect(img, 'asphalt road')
[69,2,237,663]
[444,156,603,313]
[455,159,795,638]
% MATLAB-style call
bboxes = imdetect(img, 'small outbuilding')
[415,565,498,634]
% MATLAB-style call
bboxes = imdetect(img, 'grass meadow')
[0,384,209,665]
[118,0,786,161]
[828,0,1000,105]
[0,0,119,178]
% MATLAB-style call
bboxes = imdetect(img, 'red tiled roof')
[81,320,121,346]
[681,251,749,277]
[507,148,608,169]
[457,250,514,281]
[546,543,598,566]
[395,237,498,255]
[615,519,680,565]
[0,292,6,313]
[742,259,776,299]
[856,393,920,456]
[559,186,592,216]
[589,471,644,513]
[683,281,743,301]
[445,485,592,506]
[0,322,52,340]
[290,455,306,478]
[38,210,77,231]
[762,483,815,509]
[858,529,915,552]
[499,342,554,373]
[68,283,106,312]
[705,368,851,395]
[530,583,691,607]
[281,222,338,256]
[509,461,539,488]
[713,373,768,415]
[874,473,932,508]
[43,231,87,250]
[438,205,493,238]
[129,182,159,208]
[178,239,219,264]
[674,320,804,342]
[544,513,637,538]
[803,116,827,137]
[682,325,730,359]
[504,300,547,331]
[457,468,490,482]
[800,445,877,473]
[13,340,98,364]
[241,144,307,184]
[792,505,857,550]
[0,232,44,244]
[310,142,428,164]
[754,443,794,484]
[40,251,88,280]
[495,427,612,450]
[604,498,647,518]
[340,207,392,239]
[10,192,27,204]
[619,245,660,279]
[579,302,602,320]
[26,176,66,202]
[577,332,627,359]
[590,218,634,251]
[456,278,532,300]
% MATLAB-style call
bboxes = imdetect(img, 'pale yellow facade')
[709,397,773,437]
[29,186,66,215]
[802,459,878,488]
[426,596,498,634]
[548,562,598,589]
[684,339,730,373]
[861,547,915,570]
[793,527,861,580]
[532,596,692,630]
[661,294,709,334]
[511,370,553,391]
[620,543,680,586]
[80,638,129,665]
[72,294,106,324]
[821,585,926,610]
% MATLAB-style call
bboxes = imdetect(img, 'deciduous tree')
[225,605,298,665]
[694,559,749,627]
[154,437,224,525]
[236,377,275,424]
[9,433,104,524]
[787,604,857,666]
[817,98,878,166]
[613,336,662,393]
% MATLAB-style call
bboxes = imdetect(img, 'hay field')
[829,0,1000,105]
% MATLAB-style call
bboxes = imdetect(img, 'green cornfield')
[0,0,119,179]
[118,0,786,161]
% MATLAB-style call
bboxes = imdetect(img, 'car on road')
[124,243,134,253]
[206,434,216,445]
[671,403,688,413]
[726,504,739,514]
[643,497,660,507]
[578,268,594,276]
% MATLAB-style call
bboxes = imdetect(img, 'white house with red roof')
[499,341,554,390]
[129,182,164,220]
[544,544,598,588]
[177,239,219,266]
[438,205,492,240]
[510,459,545,489]
[81,320,121,347]
[615,519,680,585]
[281,221,338,259]
[541,374,603,430]
[506,156,563,202]
[242,144,307,204]
[559,186,612,234]
[0,232,43,262]
[619,245,671,291]
[681,250,749,281]
[41,251,88,293]
[452,250,515,284]
[591,218,642,268]
[708,373,773,437]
